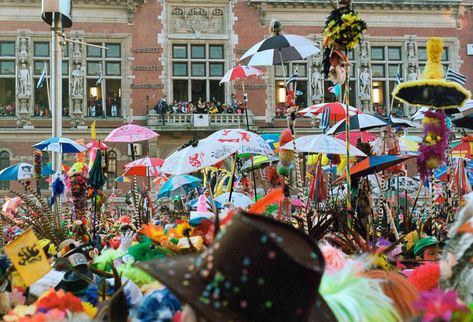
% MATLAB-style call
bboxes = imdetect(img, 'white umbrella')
[390,116,421,128]
[214,192,253,208]
[280,134,367,157]
[204,129,274,156]
[326,114,388,134]
[160,140,237,175]
[219,65,264,84]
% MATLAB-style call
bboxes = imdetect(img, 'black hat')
[55,253,94,295]
[138,212,336,322]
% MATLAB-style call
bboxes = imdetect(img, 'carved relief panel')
[170,6,226,38]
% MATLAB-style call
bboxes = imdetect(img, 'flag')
[36,62,47,89]
[91,121,96,140]
[96,64,104,86]
[320,109,330,130]
[4,228,51,286]
[395,66,402,86]
[285,73,298,86]
[446,68,467,85]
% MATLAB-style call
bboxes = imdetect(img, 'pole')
[344,64,352,219]
[242,81,258,198]
[51,13,62,174]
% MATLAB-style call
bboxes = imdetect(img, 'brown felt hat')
[138,212,336,322]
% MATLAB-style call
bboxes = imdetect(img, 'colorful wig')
[364,270,419,321]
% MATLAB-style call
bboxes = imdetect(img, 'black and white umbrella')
[239,34,320,66]
[326,114,388,134]
[389,115,421,128]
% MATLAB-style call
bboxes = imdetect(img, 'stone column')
[70,39,85,127]
[405,37,419,117]
[16,36,32,127]
[358,41,372,113]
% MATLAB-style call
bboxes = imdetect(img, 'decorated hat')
[138,212,336,322]
[55,253,94,294]
[393,37,471,108]
[413,236,440,256]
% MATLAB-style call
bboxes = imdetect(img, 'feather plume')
[248,188,284,214]
[320,260,400,322]
[423,37,444,80]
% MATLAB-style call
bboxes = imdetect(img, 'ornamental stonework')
[170,6,226,38]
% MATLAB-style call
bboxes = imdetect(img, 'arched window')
[107,150,117,189]
[39,152,49,189]
[0,151,10,190]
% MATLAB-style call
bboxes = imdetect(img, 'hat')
[413,237,439,256]
[138,212,336,322]
[55,253,94,294]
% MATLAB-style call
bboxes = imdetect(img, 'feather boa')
[408,263,440,292]
[417,110,449,180]
[320,260,400,322]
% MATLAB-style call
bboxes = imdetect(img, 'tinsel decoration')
[417,110,450,180]
[33,151,42,181]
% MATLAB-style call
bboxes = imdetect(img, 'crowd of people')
[153,95,246,116]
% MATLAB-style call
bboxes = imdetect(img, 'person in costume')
[413,237,441,262]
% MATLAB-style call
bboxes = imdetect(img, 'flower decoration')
[413,289,469,322]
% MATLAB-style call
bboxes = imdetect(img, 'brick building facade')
[0,0,471,193]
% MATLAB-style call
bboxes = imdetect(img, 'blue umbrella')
[157,175,202,199]
[187,197,223,209]
[33,137,87,153]
[0,163,34,181]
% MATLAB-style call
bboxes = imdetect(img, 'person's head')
[414,237,441,261]
[139,212,336,322]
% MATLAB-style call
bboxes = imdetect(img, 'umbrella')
[187,197,223,210]
[399,136,420,153]
[240,155,279,172]
[104,124,159,143]
[153,175,168,186]
[46,160,72,172]
[326,114,388,134]
[0,163,34,181]
[161,139,237,175]
[219,65,264,84]
[214,192,253,208]
[389,116,421,128]
[338,155,416,180]
[451,135,473,158]
[335,131,378,143]
[452,114,473,130]
[123,157,164,177]
[88,149,106,190]
[412,106,468,121]
[157,175,202,199]
[298,102,361,121]
[260,133,280,150]
[114,176,130,183]
[204,129,273,156]
[239,33,319,66]
[33,137,87,153]
[280,134,367,157]
[86,141,109,151]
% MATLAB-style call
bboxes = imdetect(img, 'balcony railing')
[147,111,254,128]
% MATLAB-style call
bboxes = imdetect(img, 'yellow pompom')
[422,37,444,80]
[425,136,433,143]
[426,157,440,169]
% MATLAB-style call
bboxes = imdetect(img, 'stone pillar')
[405,37,419,117]
[70,39,85,127]
[358,41,372,113]
[16,36,32,127]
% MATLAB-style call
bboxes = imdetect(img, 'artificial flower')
[174,222,194,238]
[141,223,167,243]
[81,302,97,319]
[413,289,469,322]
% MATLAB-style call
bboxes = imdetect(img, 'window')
[107,150,117,189]
[0,151,9,189]
[171,44,225,103]
[0,41,15,117]
[86,42,122,117]
[275,62,309,109]
[33,41,50,118]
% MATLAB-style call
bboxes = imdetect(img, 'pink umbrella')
[219,65,264,84]
[298,102,361,121]
[124,157,164,177]
[86,141,109,151]
[105,124,159,143]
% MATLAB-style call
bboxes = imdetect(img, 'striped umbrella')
[338,155,416,180]
[114,176,130,183]
[33,137,87,153]
[335,131,378,143]
[326,114,388,134]
[219,65,264,84]
[124,157,164,177]
[280,134,367,157]
[299,102,361,121]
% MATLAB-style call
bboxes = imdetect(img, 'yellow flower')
[140,223,167,243]
[174,222,194,238]
[82,302,97,319]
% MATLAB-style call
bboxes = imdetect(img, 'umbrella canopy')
[239,34,319,66]
[451,135,473,158]
[104,124,159,143]
[280,134,367,157]
[157,175,202,199]
[88,149,106,190]
[123,157,164,177]
[389,116,421,128]
[205,129,273,156]
[0,163,34,181]
[260,133,280,150]
[298,102,361,121]
[335,131,378,143]
[326,114,389,134]
[86,141,109,151]
[153,175,168,186]
[240,155,279,172]
[452,114,473,130]
[161,140,237,175]
[338,155,416,180]
[33,137,87,153]
[187,197,223,210]
[412,106,468,121]
[399,136,420,153]
[219,65,264,84]
[214,192,253,208]
[114,176,130,183]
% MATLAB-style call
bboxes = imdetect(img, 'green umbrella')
[88,149,106,238]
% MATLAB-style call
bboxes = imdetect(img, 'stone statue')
[72,41,81,64]
[407,42,416,64]
[359,67,371,98]
[71,65,84,96]
[311,68,323,99]
[408,67,418,81]
[18,38,28,63]
[360,41,368,65]
[18,64,30,96]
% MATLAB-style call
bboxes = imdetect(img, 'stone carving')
[18,38,28,63]
[311,67,323,100]
[127,0,144,23]
[360,41,368,65]
[71,65,84,96]
[18,64,31,97]
[359,67,371,99]
[407,66,418,81]
[171,6,225,37]
[407,42,416,65]
[72,40,82,64]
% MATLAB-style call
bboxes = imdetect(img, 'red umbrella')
[451,135,473,158]
[298,102,361,121]
[124,157,164,177]
[337,155,416,180]
[219,65,264,83]
[335,131,378,143]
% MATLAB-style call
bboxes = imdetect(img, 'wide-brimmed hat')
[138,212,336,322]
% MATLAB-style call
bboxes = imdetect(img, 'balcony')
[146,110,254,130]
